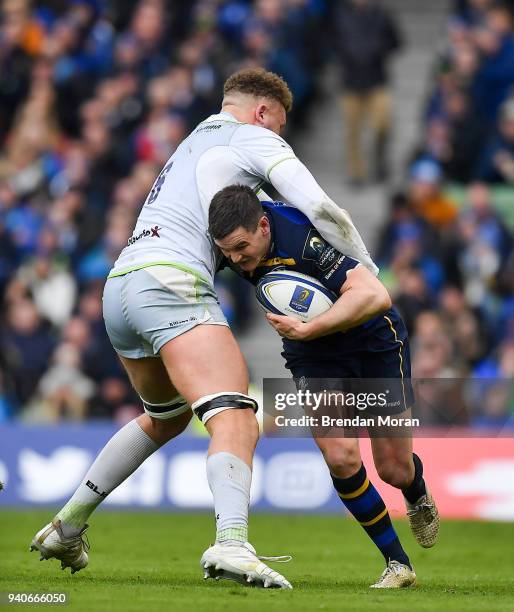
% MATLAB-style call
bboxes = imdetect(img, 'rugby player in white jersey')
[30,68,377,589]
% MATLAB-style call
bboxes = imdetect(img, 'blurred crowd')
[378,0,514,428]
[0,0,329,422]
[413,0,514,184]
[0,0,512,428]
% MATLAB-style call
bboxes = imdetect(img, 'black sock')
[402,453,427,505]
[332,463,411,569]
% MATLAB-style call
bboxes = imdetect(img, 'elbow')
[369,287,391,316]
[381,289,392,312]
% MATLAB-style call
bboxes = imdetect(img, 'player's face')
[216,216,271,271]
[256,100,287,135]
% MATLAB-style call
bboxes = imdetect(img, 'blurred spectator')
[476,98,514,183]
[411,311,465,376]
[462,182,512,258]
[334,0,402,184]
[474,338,514,377]
[453,0,495,28]
[407,158,458,228]
[376,191,439,267]
[443,90,488,182]
[88,377,141,421]
[472,3,514,123]
[470,340,514,428]
[410,312,469,424]
[393,268,435,335]
[17,255,77,327]
[1,297,56,408]
[469,380,514,428]
[29,342,95,422]
[453,182,512,309]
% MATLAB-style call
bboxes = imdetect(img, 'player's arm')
[267,265,391,341]
[232,127,378,275]
[267,158,378,275]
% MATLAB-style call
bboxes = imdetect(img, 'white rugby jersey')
[109,112,297,282]
[109,111,377,283]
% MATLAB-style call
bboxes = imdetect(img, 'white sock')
[56,420,158,536]
[206,452,252,545]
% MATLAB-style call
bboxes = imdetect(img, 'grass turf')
[1,511,513,612]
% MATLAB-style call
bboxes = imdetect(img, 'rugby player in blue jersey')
[209,184,440,589]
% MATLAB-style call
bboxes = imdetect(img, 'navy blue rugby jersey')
[229,201,406,362]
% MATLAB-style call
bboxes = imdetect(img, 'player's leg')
[371,433,439,548]
[30,272,193,571]
[158,325,291,589]
[117,266,288,587]
[160,323,256,537]
[341,93,366,183]
[56,356,192,533]
[368,87,392,181]
[290,368,414,588]
[30,355,192,571]
[366,312,439,548]
[314,434,415,588]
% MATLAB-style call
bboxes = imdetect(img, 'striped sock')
[332,463,411,568]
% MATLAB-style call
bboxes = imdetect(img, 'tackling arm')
[268,158,379,275]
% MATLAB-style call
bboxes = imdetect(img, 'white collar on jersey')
[203,111,242,123]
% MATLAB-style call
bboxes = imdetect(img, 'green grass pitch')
[1,511,513,612]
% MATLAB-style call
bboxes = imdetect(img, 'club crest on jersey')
[302,229,327,262]
[289,285,314,313]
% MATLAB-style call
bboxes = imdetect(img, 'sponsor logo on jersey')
[323,255,346,280]
[289,285,314,313]
[127,226,162,245]
[196,123,222,132]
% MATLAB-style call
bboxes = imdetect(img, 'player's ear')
[259,215,270,234]
[255,103,267,125]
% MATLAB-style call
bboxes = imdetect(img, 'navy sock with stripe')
[332,463,411,568]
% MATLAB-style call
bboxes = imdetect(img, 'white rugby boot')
[406,490,440,548]
[201,541,292,589]
[29,519,89,574]
[370,560,416,589]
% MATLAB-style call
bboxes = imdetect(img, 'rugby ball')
[255,270,337,322]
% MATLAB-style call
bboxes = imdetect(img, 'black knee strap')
[142,399,188,415]
[141,395,189,418]
[193,394,258,422]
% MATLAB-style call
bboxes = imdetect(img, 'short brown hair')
[209,185,263,240]
[223,68,293,113]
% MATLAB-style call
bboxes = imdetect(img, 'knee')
[376,459,413,489]
[235,409,260,445]
[147,411,192,444]
[208,408,259,444]
[321,444,361,479]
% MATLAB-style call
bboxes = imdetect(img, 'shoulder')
[262,202,313,260]
[231,124,293,151]
[262,201,310,226]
